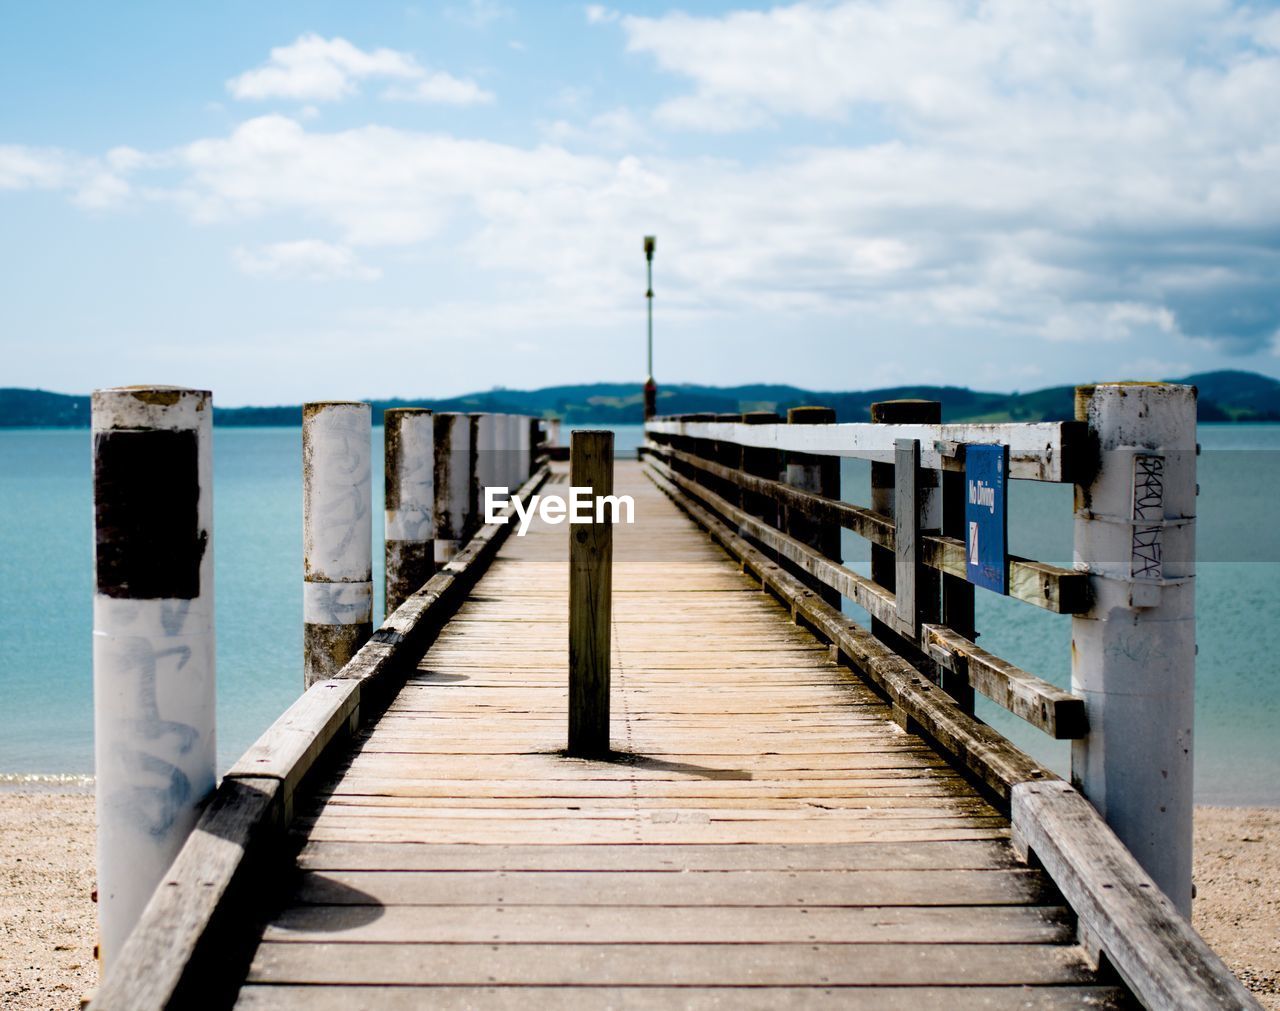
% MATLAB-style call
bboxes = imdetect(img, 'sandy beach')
[1,790,1275,1010]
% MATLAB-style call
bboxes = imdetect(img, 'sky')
[3,0,1280,405]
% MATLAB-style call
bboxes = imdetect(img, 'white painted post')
[504,414,521,489]
[517,414,532,480]
[546,418,562,449]
[433,412,471,563]
[476,413,498,499]
[92,385,216,970]
[491,413,510,496]
[303,402,373,688]
[1072,382,1197,916]
[384,408,434,616]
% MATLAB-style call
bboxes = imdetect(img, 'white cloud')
[10,2,1280,363]
[233,239,380,280]
[540,107,648,151]
[228,34,420,101]
[0,144,133,208]
[446,0,510,29]
[585,5,619,25]
[383,72,495,106]
[227,34,491,106]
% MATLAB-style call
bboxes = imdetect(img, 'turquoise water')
[1,423,1276,803]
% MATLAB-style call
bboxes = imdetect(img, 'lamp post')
[643,235,657,420]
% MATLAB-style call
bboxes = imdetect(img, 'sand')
[1193,806,1280,1009]
[0,791,1275,1010]
[1,784,97,1011]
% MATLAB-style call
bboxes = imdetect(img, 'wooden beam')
[894,438,921,637]
[1012,780,1260,1010]
[644,443,1089,614]
[646,418,1092,482]
[923,625,1087,740]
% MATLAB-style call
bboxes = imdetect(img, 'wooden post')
[742,410,783,536]
[92,385,217,970]
[715,413,743,506]
[384,408,434,616]
[785,406,841,606]
[1072,382,1197,916]
[686,413,716,489]
[303,401,373,688]
[517,414,532,481]
[942,450,977,712]
[643,376,657,420]
[894,438,920,638]
[476,413,498,500]
[463,414,480,539]
[433,413,469,564]
[528,416,542,474]
[568,430,614,756]
[870,400,941,672]
[504,414,521,489]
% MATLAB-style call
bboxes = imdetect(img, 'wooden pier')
[89,391,1257,1010]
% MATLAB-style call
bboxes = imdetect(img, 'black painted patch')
[95,429,205,599]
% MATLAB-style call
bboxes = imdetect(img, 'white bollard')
[384,408,434,616]
[1072,382,1197,916]
[476,413,498,500]
[92,385,216,970]
[517,414,532,481]
[303,401,373,688]
[492,413,511,497]
[433,413,473,563]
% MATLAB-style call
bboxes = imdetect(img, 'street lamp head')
[643,235,656,260]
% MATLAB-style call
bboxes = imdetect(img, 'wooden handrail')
[647,416,1093,483]
[645,441,1089,614]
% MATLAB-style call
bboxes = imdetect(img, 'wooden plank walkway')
[233,462,1129,1008]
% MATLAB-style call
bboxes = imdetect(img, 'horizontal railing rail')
[646,415,1093,482]
[648,440,1089,614]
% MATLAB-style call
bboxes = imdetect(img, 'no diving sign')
[965,443,1009,594]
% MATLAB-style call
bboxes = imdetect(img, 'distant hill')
[4,370,1279,427]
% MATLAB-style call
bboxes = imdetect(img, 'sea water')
[0,423,1276,803]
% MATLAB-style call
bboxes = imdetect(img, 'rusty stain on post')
[384,408,435,615]
[303,401,373,687]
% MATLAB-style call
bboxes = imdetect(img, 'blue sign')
[965,444,1008,594]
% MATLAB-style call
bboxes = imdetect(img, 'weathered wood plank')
[263,902,1075,944]
[646,417,1090,482]
[291,868,1051,907]
[247,941,1100,987]
[924,623,1087,739]
[234,984,1133,1011]
[294,840,1021,872]
[90,777,281,1011]
[1012,781,1260,1010]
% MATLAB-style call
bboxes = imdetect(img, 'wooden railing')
[641,385,1255,1010]
[643,412,1090,740]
